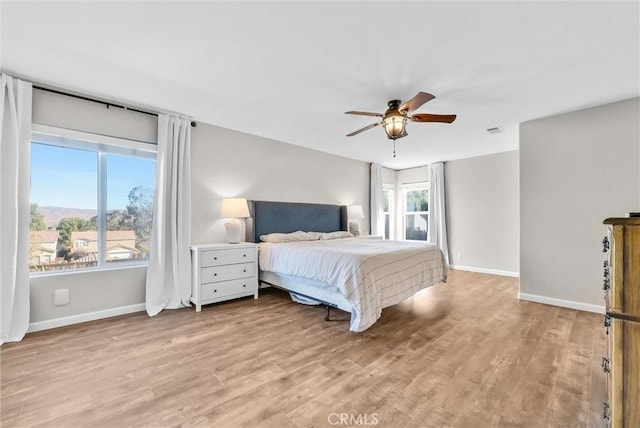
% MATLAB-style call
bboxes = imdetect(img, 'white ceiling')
[2,1,638,169]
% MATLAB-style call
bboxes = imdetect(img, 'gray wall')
[520,97,639,310]
[397,166,428,184]
[29,90,369,327]
[190,124,370,243]
[445,151,520,275]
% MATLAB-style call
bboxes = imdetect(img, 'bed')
[250,200,448,332]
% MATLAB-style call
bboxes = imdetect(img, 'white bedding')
[258,237,448,332]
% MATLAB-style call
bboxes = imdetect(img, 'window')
[29,125,156,273]
[382,184,395,240]
[402,182,429,241]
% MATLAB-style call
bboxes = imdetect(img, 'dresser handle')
[602,236,609,252]
[601,357,610,373]
[603,315,611,335]
[603,402,610,421]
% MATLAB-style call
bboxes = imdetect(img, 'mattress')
[258,237,448,331]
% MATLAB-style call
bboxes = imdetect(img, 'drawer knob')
[214,289,217,293]
[243,284,246,287]
[243,254,246,257]
[243,269,246,273]
[214,257,218,260]
[603,402,610,421]
[214,273,217,276]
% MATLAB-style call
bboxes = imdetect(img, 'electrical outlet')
[53,289,70,306]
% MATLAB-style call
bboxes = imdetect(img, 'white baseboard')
[27,303,146,333]
[518,292,605,314]
[450,264,520,278]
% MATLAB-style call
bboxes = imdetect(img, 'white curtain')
[145,115,192,316]
[370,163,385,237]
[429,162,450,265]
[1,74,32,345]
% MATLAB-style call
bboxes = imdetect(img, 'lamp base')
[348,221,360,237]
[225,219,243,244]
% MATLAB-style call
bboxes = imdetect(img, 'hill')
[40,206,97,228]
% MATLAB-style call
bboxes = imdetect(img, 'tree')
[125,186,154,245]
[57,217,94,257]
[30,203,47,231]
[405,189,428,212]
[90,210,130,231]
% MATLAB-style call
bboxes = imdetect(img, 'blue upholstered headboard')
[249,201,348,243]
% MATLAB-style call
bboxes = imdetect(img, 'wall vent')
[486,126,503,134]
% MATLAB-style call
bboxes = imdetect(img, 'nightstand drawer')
[201,248,256,267]
[201,262,255,284]
[201,278,254,301]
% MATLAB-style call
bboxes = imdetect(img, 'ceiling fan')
[345,92,456,157]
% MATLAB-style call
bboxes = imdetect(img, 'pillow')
[260,230,321,243]
[320,231,354,240]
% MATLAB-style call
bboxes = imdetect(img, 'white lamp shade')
[220,198,250,218]
[347,205,365,220]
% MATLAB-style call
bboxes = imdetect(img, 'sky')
[30,143,156,210]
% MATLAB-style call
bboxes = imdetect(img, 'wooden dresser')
[602,217,640,427]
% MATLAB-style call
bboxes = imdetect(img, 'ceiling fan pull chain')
[393,140,397,158]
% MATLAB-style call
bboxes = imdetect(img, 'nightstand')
[190,243,258,312]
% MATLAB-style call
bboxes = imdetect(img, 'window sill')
[29,262,148,278]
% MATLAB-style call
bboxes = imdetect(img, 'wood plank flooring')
[1,270,607,427]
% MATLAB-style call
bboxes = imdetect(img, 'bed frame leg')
[325,305,331,321]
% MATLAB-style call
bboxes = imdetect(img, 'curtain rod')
[33,85,197,127]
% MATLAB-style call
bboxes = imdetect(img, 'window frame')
[30,124,157,276]
[401,181,429,241]
[382,183,395,240]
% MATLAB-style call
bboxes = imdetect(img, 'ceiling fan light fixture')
[383,113,407,140]
[382,100,407,140]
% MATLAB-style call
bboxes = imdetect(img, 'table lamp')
[220,198,250,243]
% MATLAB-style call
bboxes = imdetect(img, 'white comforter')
[258,238,448,332]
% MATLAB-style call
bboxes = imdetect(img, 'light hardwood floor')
[1,270,607,428]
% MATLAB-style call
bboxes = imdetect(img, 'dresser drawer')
[201,278,255,301]
[201,262,255,284]
[201,248,256,267]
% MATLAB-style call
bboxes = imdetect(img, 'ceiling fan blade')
[410,113,457,123]
[398,92,435,113]
[346,122,380,137]
[345,111,384,117]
